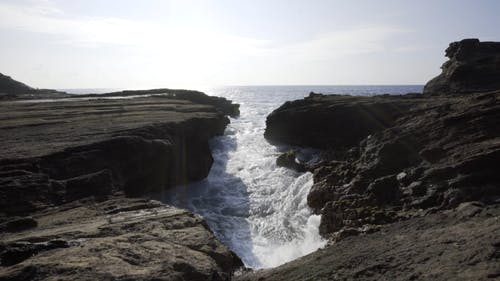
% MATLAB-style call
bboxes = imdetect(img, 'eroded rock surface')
[236,202,500,281]
[265,90,500,240]
[0,198,243,281]
[0,96,233,216]
[265,92,418,149]
[0,81,243,279]
[259,46,500,278]
[424,39,500,95]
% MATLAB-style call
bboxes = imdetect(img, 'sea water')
[152,85,423,268]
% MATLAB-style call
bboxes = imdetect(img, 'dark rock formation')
[0,86,243,279]
[265,92,418,149]
[254,40,500,278]
[266,89,500,239]
[0,198,243,280]
[276,150,307,172]
[424,39,500,95]
[236,202,500,281]
[0,96,230,216]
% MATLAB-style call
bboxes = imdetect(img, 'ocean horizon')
[61,84,424,96]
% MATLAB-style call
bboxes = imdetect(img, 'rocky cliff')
[249,41,500,280]
[0,84,243,280]
[424,39,500,95]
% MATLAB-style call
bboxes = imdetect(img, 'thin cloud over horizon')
[1,0,499,89]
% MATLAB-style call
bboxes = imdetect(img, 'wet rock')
[236,204,500,281]
[307,181,339,213]
[242,39,500,281]
[264,88,500,242]
[276,150,307,172]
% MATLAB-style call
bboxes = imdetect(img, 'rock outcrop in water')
[423,39,500,95]
[247,41,500,280]
[0,78,243,280]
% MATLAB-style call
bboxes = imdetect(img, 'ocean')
[147,85,423,268]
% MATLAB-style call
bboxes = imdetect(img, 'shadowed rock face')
[0,84,243,279]
[236,202,500,281]
[256,40,500,279]
[0,97,231,216]
[265,92,419,149]
[424,39,500,95]
[265,90,500,240]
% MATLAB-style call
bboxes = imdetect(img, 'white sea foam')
[154,85,423,268]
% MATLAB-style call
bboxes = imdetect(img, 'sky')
[0,0,499,89]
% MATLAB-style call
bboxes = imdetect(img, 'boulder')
[276,150,307,172]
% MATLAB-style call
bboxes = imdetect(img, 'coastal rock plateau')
[255,40,500,280]
[0,79,242,280]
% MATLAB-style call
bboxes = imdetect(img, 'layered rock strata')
[0,87,242,279]
[1,198,243,280]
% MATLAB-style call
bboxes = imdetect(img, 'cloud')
[0,1,411,86]
[0,1,407,55]
[0,0,270,66]
[269,26,410,62]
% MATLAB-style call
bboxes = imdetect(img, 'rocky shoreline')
[1,38,499,280]
[238,39,500,280]
[0,87,243,280]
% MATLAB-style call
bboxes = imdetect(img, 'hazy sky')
[1,0,499,89]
